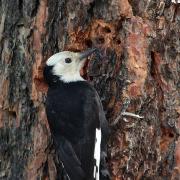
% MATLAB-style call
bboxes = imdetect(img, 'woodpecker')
[44,49,109,180]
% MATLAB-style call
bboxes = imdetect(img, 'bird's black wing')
[94,91,110,180]
[94,91,110,151]
[78,85,110,179]
[54,136,86,180]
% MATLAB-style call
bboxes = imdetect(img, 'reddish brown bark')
[0,0,179,179]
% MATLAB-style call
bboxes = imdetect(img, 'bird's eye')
[65,58,72,63]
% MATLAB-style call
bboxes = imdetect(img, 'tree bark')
[0,0,179,179]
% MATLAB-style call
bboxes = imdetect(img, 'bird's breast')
[46,84,90,143]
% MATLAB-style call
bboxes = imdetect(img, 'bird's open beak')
[79,48,97,60]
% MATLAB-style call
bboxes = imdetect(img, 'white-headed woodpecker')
[44,49,109,180]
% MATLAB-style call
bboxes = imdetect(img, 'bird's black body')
[44,53,109,180]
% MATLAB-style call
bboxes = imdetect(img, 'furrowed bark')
[0,0,179,179]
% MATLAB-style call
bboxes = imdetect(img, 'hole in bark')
[9,111,16,119]
[96,36,105,44]
[169,132,174,138]
[102,26,111,33]
[115,39,121,44]
[113,37,121,45]
[85,39,93,47]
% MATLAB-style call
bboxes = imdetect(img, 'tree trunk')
[0,0,179,179]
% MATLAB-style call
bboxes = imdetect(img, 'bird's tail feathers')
[55,137,85,180]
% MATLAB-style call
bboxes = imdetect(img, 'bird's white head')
[46,49,96,83]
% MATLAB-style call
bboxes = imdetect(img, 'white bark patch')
[121,112,144,119]
[93,128,101,180]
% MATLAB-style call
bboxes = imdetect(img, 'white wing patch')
[93,128,101,180]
